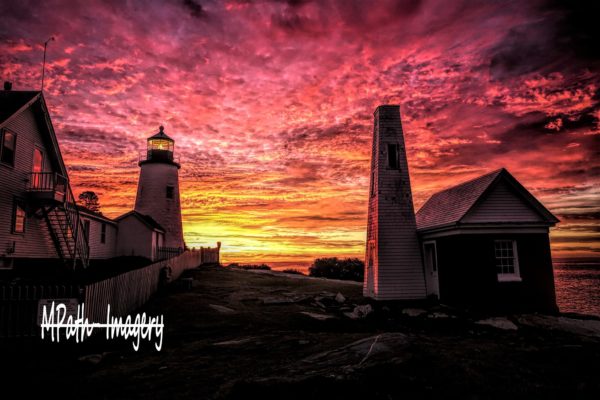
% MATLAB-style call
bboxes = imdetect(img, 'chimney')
[3,81,12,91]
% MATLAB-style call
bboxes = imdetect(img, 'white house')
[114,211,165,261]
[0,85,89,271]
[0,83,220,273]
[78,206,118,260]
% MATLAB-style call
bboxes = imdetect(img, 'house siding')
[431,232,557,313]
[116,216,154,260]
[0,107,58,261]
[80,214,117,260]
[462,180,544,223]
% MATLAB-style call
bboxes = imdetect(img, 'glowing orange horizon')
[1,0,598,265]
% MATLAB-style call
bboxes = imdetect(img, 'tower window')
[370,172,375,197]
[387,144,399,169]
[166,186,174,199]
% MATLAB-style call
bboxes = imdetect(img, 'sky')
[1,0,598,266]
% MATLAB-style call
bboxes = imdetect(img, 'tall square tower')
[364,105,426,300]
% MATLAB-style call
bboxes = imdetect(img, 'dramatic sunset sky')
[1,0,598,266]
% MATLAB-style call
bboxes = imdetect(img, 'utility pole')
[41,36,54,91]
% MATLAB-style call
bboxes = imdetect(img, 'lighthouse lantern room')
[145,125,176,163]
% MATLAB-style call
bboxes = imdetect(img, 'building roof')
[77,205,117,225]
[415,168,559,231]
[0,90,40,125]
[148,125,173,141]
[115,210,165,232]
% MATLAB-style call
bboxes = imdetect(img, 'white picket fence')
[84,250,203,322]
[1,250,206,338]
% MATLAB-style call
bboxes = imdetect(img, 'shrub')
[227,263,271,271]
[308,257,364,282]
[282,268,304,275]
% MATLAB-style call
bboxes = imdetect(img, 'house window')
[101,223,106,244]
[166,185,174,199]
[32,147,44,188]
[1,130,16,166]
[13,202,25,233]
[387,143,399,169]
[495,240,521,282]
[83,220,90,244]
[0,257,13,270]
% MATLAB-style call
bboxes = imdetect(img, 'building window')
[101,223,106,244]
[1,130,16,166]
[387,143,399,169]
[0,257,14,270]
[166,185,174,199]
[13,202,25,233]
[370,172,375,197]
[83,220,90,244]
[495,240,521,282]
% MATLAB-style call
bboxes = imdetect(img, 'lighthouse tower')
[134,126,185,249]
[364,105,426,300]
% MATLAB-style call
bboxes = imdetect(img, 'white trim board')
[420,226,549,239]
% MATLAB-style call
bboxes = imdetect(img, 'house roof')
[115,210,165,232]
[77,205,117,225]
[415,168,559,231]
[0,90,40,125]
[148,125,173,141]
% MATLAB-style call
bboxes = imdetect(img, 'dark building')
[416,168,560,312]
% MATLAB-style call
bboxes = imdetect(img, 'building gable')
[0,90,39,127]
[461,179,545,224]
[115,211,165,233]
[1,91,68,177]
[416,168,558,233]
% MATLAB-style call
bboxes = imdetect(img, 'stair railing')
[63,184,89,269]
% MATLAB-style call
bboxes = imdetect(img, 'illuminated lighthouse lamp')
[146,126,175,162]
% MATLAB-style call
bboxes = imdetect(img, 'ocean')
[268,260,600,317]
[554,260,600,317]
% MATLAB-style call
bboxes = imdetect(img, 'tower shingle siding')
[364,105,426,300]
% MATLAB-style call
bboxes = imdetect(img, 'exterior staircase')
[27,172,90,270]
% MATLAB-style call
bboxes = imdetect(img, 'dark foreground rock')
[1,265,599,399]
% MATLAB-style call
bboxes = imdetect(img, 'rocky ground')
[2,265,600,399]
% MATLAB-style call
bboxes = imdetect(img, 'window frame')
[83,219,90,245]
[31,146,45,189]
[423,241,438,273]
[12,200,26,234]
[387,143,399,169]
[495,239,521,282]
[32,146,44,172]
[1,129,17,167]
[370,172,375,197]
[0,256,14,270]
[100,223,106,244]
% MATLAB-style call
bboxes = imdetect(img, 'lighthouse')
[364,105,426,300]
[134,126,185,249]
